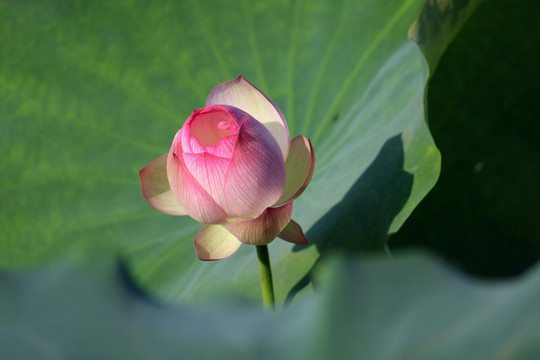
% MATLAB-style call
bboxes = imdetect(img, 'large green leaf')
[2,252,540,359]
[410,0,484,72]
[0,0,442,303]
[392,0,540,276]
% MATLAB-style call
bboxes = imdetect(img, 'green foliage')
[1,0,537,356]
[392,0,540,276]
[2,252,540,359]
[0,0,440,304]
[410,0,484,72]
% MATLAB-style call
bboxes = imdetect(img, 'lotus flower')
[140,76,314,260]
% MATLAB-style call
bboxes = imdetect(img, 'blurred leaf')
[392,0,540,276]
[0,0,441,303]
[1,252,540,359]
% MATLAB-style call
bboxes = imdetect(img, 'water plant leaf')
[0,0,450,303]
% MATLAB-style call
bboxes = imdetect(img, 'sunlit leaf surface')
[0,0,441,303]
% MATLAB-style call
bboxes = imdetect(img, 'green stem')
[256,244,275,310]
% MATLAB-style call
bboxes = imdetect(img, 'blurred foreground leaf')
[1,252,539,359]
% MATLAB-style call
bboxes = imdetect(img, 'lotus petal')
[194,225,242,261]
[206,76,289,159]
[274,135,315,206]
[139,154,187,216]
[168,132,228,224]
[226,201,293,245]
[223,115,286,219]
[278,220,308,245]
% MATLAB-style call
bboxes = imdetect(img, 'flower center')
[190,110,233,147]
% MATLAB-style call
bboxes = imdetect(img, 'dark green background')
[392,0,540,277]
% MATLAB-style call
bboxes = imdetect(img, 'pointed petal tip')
[206,76,290,159]
[278,220,308,245]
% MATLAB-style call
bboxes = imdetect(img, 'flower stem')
[256,244,275,310]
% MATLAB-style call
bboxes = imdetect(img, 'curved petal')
[223,116,286,219]
[168,133,228,224]
[182,152,231,214]
[139,154,187,216]
[206,76,289,159]
[194,225,242,261]
[181,106,240,157]
[278,219,308,245]
[226,201,293,245]
[274,135,315,206]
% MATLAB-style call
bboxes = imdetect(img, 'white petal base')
[194,225,242,261]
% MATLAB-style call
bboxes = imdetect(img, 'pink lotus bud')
[167,104,286,224]
[140,76,314,260]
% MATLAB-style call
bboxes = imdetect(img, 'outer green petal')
[194,225,242,261]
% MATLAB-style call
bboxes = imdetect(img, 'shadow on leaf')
[286,134,413,304]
